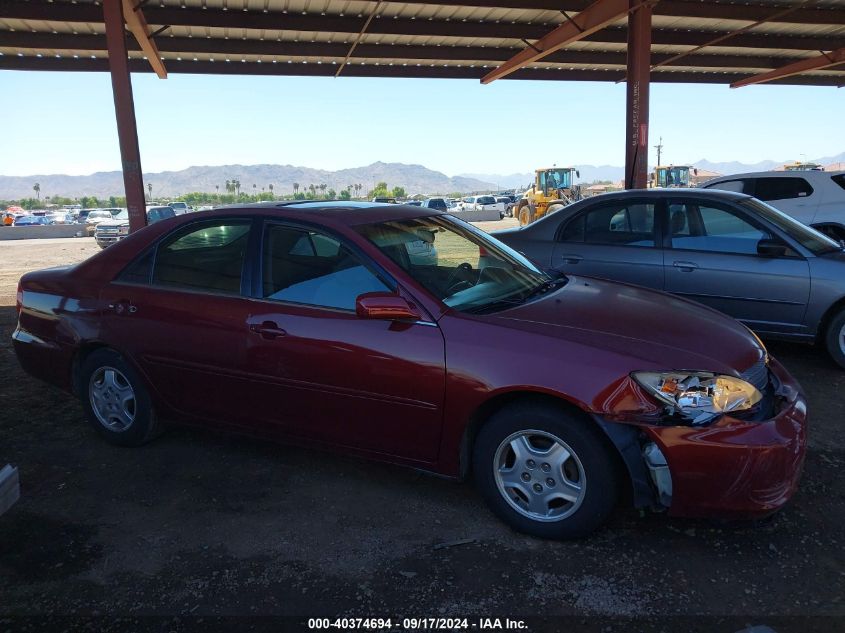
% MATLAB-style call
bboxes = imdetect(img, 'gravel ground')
[0,230,843,632]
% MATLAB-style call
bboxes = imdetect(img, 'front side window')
[669,202,769,256]
[562,203,655,247]
[262,225,390,310]
[152,220,250,294]
[357,215,549,314]
[753,177,813,201]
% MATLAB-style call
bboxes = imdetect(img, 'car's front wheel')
[824,308,845,369]
[473,401,619,539]
[80,348,162,446]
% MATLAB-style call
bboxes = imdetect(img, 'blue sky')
[1,70,842,177]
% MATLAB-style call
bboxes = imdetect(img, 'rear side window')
[561,203,655,247]
[705,179,750,194]
[152,220,251,295]
[832,174,845,191]
[262,225,390,310]
[753,177,813,202]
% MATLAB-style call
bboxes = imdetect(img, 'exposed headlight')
[118,226,129,235]
[632,371,763,425]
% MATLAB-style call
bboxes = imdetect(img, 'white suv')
[702,170,845,240]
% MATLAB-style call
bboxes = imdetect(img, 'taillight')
[479,246,489,257]
[15,281,23,316]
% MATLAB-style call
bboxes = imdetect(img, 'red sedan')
[12,202,807,538]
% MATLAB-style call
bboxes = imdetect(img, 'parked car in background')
[496,196,517,218]
[94,206,177,248]
[422,197,449,212]
[404,200,423,207]
[494,189,845,367]
[13,215,51,226]
[46,211,74,224]
[14,201,807,539]
[76,209,100,224]
[372,197,398,204]
[453,195,502,221]
[168,202,192,215]
[702,170,845,241]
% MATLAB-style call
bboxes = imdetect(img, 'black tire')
[518,203,534,226]
[79,348,162,446]
[473,401,619,539]
[824,308,845,369]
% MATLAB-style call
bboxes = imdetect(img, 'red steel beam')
[732,46,845,88]
[103,0,148,233]
[624,0,652,190]
[480,0,635,84]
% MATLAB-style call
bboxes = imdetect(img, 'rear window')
[477,196,496,204]
[753,177,813,202]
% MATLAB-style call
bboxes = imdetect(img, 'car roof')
[574,188,752,202]
[705,169,844,181]
[189,200,445,225]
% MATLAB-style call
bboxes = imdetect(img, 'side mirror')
[757,237,787,257]
[356,292,421,321]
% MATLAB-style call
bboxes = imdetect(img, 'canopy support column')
[103,0,147,232]
[624,0,652,190]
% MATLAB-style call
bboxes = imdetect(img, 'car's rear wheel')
[824,308,845,369]
[80,349,161,446]
[473,401,618,539]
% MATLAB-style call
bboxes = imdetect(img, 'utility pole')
[654,136,663,166]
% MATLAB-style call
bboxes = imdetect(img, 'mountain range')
[1,153,842,200]
[0,162,496,200]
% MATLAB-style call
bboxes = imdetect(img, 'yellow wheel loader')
[514,167,582,226]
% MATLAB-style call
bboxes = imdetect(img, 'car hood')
[95,219,129,228]
[485,276,765,376]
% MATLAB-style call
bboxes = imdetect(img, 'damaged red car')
[13,202,807,538]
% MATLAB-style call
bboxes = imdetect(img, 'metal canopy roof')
[1,0,843,85]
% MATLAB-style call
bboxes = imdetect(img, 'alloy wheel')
[493,429,586,522]
[89,366,136,432]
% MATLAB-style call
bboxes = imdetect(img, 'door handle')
[249,321,287,339]
[672,261,698,272]
[108,300,137,315]
[560,255,583,265]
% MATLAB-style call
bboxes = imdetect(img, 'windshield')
[356,215,556,313]
[114,211,129,221]
[658,167,690,187]
[547,169,573,189]
[742,198,841,255]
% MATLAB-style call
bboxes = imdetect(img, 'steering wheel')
[444,262,475,295]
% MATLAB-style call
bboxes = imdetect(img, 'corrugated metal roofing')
[1,0,843,86]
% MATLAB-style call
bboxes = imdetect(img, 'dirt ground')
[1,231,843,632]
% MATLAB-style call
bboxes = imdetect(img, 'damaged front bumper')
[599,357,807,519]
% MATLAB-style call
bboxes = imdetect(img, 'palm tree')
[147,182,153,202]
[293,182,300,196]
[253,184,257,197]
[215,184,220,199]
[33,183,40,202]
[319,183,327,198]
[233,179,241,197]
[225,180,233,195]
[268,183,274,199]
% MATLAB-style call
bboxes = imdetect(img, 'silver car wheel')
[493,429,586,522]
[89,366,136,432]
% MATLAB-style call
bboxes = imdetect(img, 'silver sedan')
[494,188,845,368]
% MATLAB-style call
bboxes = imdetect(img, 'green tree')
[326,188,336,199]
[339,189,351,200]
[392,186,406,199]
